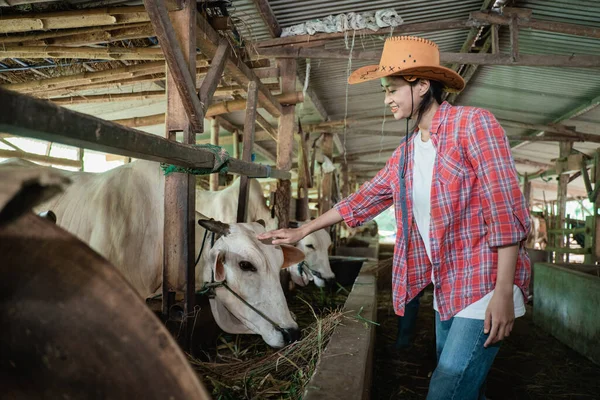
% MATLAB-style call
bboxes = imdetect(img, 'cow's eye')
[239,261,257,272]
[306,244,315,250]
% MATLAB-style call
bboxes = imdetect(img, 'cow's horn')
[197,219,231,236]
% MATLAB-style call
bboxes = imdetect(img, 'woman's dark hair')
[409,78,444,127]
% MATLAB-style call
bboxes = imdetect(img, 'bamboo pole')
[0,46,166,60]
[0,6,149,34]
[112,92,304,128]
[0,149,82,168]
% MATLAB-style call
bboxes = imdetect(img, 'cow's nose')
[281,327,301,345]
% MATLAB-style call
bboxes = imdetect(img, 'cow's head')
[290,223,336,288]
[198,219,305,348]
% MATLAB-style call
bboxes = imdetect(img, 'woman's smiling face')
[381,76,427,120]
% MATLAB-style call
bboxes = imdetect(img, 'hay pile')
[190,285,351,399]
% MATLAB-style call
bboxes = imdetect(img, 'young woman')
[258,36,531,400]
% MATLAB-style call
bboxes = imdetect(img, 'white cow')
[196,177,278,231]
[1,159,304,348]
[196,177,336,287]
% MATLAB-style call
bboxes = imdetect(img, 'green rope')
[160,144,230,176]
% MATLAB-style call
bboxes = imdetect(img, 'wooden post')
[510,16,519,62]
[556,142,573,262]
[210,118,220,191]
[236,81,258,223]
[341,160,350,198]
[491,24,500,54]
[296,127,310,222]
[162,0,196,351]
[523,173,532,209]
[320,133,334,214]
[233,129,240,159]
[275,59,296,229]
[77,148,84,171]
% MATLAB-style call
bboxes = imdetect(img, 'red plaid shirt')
[336,102,531,320]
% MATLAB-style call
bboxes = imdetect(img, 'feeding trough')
[329,256,368,286]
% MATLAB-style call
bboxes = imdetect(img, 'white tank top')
[411,131,525,320]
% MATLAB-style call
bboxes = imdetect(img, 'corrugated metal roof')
[456,0,600,180]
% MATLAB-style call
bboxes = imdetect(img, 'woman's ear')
[419,79,431,96]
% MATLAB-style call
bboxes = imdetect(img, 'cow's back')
[39,161,165,296]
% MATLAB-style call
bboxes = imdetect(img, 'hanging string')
[378,26,397,164]
[342,30,356,166]
[302,57,311,109]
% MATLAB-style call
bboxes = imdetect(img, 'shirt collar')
[430,101,452,135]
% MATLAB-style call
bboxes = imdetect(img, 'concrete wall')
[533,263,600,365]
[303,273,377,400]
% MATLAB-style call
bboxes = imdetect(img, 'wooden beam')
[213,115,238,133]
[144,0,203,131]
[512,93,600,149]
[259,47,600,67]
[251,0,281,38]
[198,39,230,112]
[0,61,169,93]
[531,181,588,199]
[196,13,283,118]
[0,22,150,45]
[112,91,304,128]
[0,6,150,34]
[0,46,166,60]
[255,112,278,141]
[237,81,259,223]
[506,135,585,143]
[296,127,311,221]
[51,91,165,105]
[16,23,156,47]
[0,88,289,179]
[0,149,82,168]
[253,143,277,164]
[471,10,600,39]
[320,133,334,214]
[513,158,553,169]
[256,19,472,48]
[0,138,22,151]
[447,36,491,103]
[210,118,220,191]
[47,82,279,104]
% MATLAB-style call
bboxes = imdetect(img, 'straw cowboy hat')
[348,36,465,92]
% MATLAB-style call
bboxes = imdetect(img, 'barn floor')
[372,287,600,400]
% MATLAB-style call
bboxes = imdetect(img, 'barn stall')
[1,0,600,399]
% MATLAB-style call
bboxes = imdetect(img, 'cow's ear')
[212,250,226,282]
[280,245,305,269]
[198,219,230,237]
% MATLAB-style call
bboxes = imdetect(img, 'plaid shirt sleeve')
[334,156,395,228]
[466,109,531,247]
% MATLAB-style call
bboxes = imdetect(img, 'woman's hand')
[257,226,308,245]
[483,287,515,347]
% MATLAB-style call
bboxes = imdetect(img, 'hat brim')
[348,64,465,92]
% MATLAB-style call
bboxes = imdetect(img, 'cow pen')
[2,1,600,399]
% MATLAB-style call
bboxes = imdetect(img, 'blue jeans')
[426,312,501,400]
[394,289,424,348]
